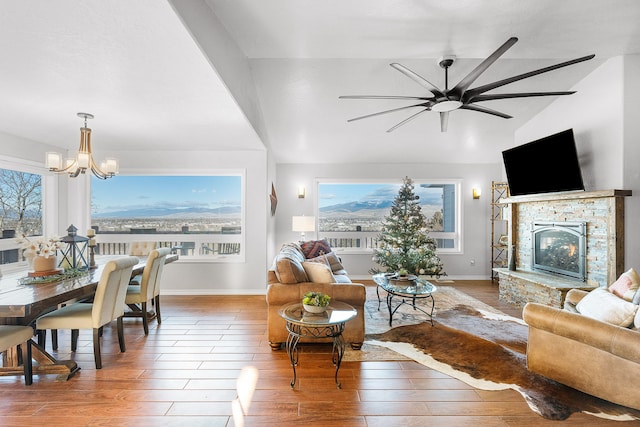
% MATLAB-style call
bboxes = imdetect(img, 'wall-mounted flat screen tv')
[502,129,584,197]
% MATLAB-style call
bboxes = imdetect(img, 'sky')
[91,175,242,215]
[318,182,445,208]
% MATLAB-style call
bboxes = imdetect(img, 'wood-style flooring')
[0,280,637,426]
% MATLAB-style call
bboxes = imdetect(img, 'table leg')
[331,332,346,389]
[0,340,80,381]
[284,323,301,389]
[386,292,394,326]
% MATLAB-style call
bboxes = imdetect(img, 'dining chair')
[124,247,170,334]
[35,256,138,369]
[128,241,157,257]
[0,326,34,385]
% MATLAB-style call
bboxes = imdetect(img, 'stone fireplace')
[531,220,586,281]
[495,189,631,308]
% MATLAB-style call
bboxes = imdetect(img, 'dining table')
[0,254,178,380]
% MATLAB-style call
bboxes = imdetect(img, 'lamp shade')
[292,216,315,232]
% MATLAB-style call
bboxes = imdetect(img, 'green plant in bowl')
[302,291,331,313]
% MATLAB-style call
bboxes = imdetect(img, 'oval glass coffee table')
[372,273,437,326]
[279,301,356,389]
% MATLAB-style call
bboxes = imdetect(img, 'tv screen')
[502,129,584,197]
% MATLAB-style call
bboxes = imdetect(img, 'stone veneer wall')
[503,190,630,288]
[515,197,611,287]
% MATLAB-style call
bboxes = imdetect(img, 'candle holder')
[59,225,89,270]
[89,242,97,270]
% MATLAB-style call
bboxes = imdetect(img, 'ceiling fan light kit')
[339,37,595,132]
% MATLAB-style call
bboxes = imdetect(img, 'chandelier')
[45,112,118,180]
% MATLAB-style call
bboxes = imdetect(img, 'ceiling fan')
[339,37,595,132]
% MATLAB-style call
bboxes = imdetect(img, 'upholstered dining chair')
[128,241,157,257]
[35,256,138,369]
[0,325,34,385]
[124,247,170,335]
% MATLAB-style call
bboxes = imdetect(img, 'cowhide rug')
[367,303,640,421]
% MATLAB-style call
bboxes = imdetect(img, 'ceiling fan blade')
[450,37,518,96]
[390,63,444,98]
[468,91,576,102]
[386,108,431,132]
[460,104,513,119]
[347,103,431,122]
[339,95,434,100]
[439,112,449,133]
[464,54,596,99]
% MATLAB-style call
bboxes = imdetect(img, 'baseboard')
[162,288,267,296]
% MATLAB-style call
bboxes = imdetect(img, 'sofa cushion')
[302,261,335,283]
[333,274,352,284]
[306,251,345,273]
[273,243,308,284]
[300,239,332,258]
[576,288,639,327]
[609,268,640,301]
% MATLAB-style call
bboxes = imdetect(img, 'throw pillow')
[305,251,346,273]
[300,239,332,258]
[635,307,640,330]
[576,288,639,327]
[302,261,336,283]
[609,268,640,301]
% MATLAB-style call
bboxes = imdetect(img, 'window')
[0,162,44,266]
[317,180,461,253]
[91,174,244,260]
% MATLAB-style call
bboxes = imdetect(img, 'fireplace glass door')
[532,221,586,281]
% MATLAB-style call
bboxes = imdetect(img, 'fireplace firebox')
[531,221,586,281]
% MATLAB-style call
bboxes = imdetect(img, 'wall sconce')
[292,215,315,240]
[297,186,306,198]
[472,187,482,200]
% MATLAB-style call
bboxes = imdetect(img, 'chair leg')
[154,295,162,324]
[71,329,79,351]
[141,301,149,335]
[117,316,126,352]
[37,330,46,348]
[92,328,102,369]
[20,340,33,385]
[51,329,58,350]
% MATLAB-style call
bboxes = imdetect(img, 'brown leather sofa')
[523,289,640,410]
[266,242,366,351]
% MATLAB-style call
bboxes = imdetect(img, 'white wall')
[622,55,640,270]
[116,149,269,294]
[516,55,639,270]
[275,162,503,280]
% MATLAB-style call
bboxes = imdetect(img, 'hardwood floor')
[0,280,637,426]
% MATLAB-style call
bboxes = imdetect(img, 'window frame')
[315,178,463,254]
[0,155,56,272]
[90,170,246,263]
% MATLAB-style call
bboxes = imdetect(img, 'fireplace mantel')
[500,189,631,205]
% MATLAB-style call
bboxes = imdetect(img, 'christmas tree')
[370,177,445,277]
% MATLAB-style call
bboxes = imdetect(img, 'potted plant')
[397,268,409,278]
[302,291,331,313]
[16,233,62,272]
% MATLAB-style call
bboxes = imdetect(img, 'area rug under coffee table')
[347,284,640,421]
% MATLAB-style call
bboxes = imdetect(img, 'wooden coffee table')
[278,301,356,389]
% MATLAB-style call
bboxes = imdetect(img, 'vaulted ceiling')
[1,0,640,165]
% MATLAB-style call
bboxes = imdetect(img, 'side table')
[278,301,357,389]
